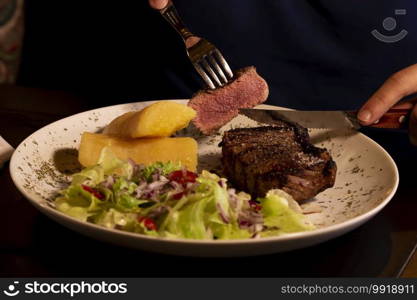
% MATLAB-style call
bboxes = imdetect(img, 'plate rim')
[9,100,399,245]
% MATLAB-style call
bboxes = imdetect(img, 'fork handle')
[158,0,194,42]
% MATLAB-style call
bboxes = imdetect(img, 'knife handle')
[366,108,411,129]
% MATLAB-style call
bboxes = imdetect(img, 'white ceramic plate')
[10,100,399,257]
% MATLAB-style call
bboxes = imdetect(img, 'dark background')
[17,0,417,109]
[18,1,198,105]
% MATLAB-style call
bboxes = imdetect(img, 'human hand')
[148,0,169,10]
[147,0,200,48]
[358,64,417,145]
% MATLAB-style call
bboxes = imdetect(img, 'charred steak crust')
[220,126,337,201]
[188,66,269,135]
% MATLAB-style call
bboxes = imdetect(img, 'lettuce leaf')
[71,147,132,185]
[55,184,107,221]
[259,190,315,237]
[160,170,249,240]
[140,161,182,182]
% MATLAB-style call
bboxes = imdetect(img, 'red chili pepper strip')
[81,184,105,200]
[168,170,197,186]
[172,192,184,200]
[249,200,262,212]
[138,217,157,231]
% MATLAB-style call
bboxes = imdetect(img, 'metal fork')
[158,1,234,89]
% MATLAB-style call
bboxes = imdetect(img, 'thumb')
[358,64,417,125]
[149,0,169,10]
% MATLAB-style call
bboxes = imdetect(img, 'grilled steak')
[188,66,268,134]
[220,125,336,201]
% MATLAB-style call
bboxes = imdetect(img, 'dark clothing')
[19,1,417,110]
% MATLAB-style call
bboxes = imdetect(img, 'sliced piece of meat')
[220,125,337,202]
[188,66,269,135]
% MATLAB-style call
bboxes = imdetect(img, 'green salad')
[55,148,314,240]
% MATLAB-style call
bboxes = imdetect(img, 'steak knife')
[239,108,411,130]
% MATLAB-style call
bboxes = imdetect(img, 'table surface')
[1,85,416,277]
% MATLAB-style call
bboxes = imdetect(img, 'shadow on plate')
[53,148,82,175]
[197,152,223,175]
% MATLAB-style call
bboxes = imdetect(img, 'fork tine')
[214,50,234,79]
[208,53,228,84]
[200,57,222,88]
[193,62,216,89]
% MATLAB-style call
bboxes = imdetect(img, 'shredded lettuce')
[55,148,315,240]
[140,161,182,182]
[55,185,106,221]
[259,190,315,237]
[159,171,251,239]
[71,147,132,185]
